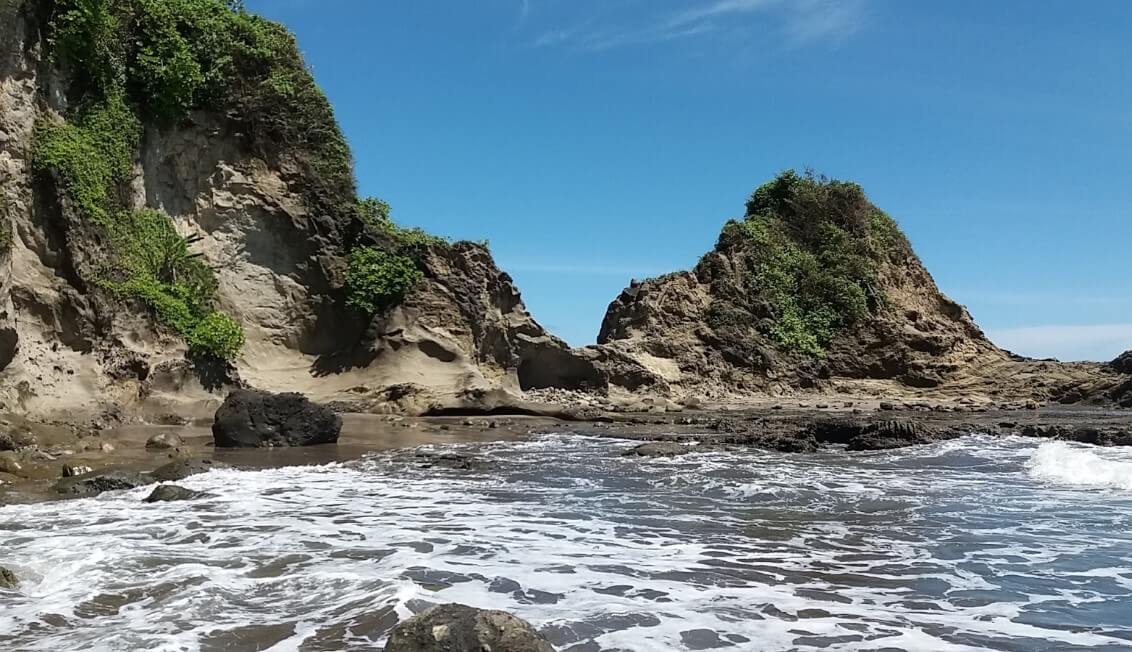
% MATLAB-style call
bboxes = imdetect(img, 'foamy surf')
[1,434,1130,651]
[1027,441,1132,491]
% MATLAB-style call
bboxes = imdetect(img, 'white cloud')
[530,0,865,51]
[987,323,1132,362]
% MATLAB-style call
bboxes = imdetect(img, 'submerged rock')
[144,485,204,503]
[0,566,17,590]
[622,442,698,457]
[151,458,224,482]
[384,604,555,652]
[212,390,341,448]
[53,470,150,497]
[145,432,184,451]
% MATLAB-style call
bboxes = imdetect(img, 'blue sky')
[246,0,1131,361]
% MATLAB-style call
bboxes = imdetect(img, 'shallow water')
[2,434,1131,651]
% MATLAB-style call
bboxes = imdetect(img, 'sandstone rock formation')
[0,0,601,421]
[594,171,1129,404]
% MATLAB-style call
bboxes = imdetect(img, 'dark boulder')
[151,458,224,482]
[1112,350,1132,375]
[1020,425,1132,447]
[0,566,17,590]
[213,389,341,448]
[384,604,555,652]
[809,419,948,451]
[53,470,150,497]
[144,485,205,503]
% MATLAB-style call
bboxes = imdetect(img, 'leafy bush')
[358,196,447,259]
[718,170,910,357]
[32,95,140,225]
[187,311,245,360]
[345,247,422,315]
[97,210,242,360]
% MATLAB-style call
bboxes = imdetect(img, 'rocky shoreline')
[2,389,1128,505]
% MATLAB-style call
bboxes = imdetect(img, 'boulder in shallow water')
[145,432,184,451]
[384,604,555,652]
[212,389,341,448]
[144,484,204,503]
[53,470,150,497]
[151,458,225,482]
[0,566,17,590]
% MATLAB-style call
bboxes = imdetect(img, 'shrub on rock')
[212,389,341,448]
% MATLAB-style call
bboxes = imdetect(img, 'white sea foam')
[1026,441,1132,491]
[0,435,1130,651]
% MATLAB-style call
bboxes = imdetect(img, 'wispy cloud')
[987,323,1132,362]
[529,0,865,52]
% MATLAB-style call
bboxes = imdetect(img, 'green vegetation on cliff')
[345,247,423,316]
[33,0,441,357]
[49,0,354,217]
[712,170,911,357]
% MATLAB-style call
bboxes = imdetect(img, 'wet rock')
[0,451,23,475]
[0,432,14,451]
[1020,425,1132,447]
[809,419,949,451]
[53,470,150,497]
[144,484,205,503]
[145,432,184,451]
[622,442,697,457]
[384,603,555,652]
[62,463,93,477]
[151,458,224,482]
[0,566,17,590]
[414,452,481,470]
[878,402,896,411]
[212,389,341,448]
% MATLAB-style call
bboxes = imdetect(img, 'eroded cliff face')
[0,0,598,419]
[595,174,1129,404]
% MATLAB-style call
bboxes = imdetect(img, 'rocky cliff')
[0,0,596,420]
[595,171,1129,405]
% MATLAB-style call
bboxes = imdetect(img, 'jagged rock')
[53,470,150,497]
[145,432,183,451]
[589,173,1126,404]
[212,389,341,448]
[1112,351,1132,375]
[151,458,224,482]
[0,566,17,590]
[144,485,205,503]
[0,432,13,452]
[384,604,555,652]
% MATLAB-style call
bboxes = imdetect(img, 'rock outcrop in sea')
[594,171,1129,405]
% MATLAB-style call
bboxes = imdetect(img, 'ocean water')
[1,434,1131,651]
